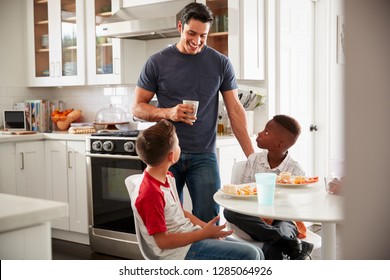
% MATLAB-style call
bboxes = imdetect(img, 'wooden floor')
[52,224,342,260]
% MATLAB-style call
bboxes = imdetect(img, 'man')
[133,3,253,222]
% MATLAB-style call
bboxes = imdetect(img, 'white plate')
[218,189,257,198]
[220,183,257,198]
[276,183,310,188]
[276,176,318,188]
[219,183,281,198]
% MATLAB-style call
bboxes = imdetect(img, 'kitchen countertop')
[0,193,68,233]
[41,131,88,141]
[0,132,44,143]
[0,131,252,145]
[0,131,88,142]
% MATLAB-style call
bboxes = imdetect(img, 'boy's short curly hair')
[272,115,301,138]
[136,120,176,166]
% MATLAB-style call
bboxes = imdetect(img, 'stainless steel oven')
[86,131,146,259]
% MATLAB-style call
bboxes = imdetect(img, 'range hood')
[99,0,194,40]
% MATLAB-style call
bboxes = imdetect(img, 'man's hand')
[168,104,197,125]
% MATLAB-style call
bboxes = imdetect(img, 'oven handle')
[86,153,141,160]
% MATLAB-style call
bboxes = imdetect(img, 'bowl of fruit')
[51,109,82,131]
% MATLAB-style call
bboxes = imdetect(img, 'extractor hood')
[99,0,194,40]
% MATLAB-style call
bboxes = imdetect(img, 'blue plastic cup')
[255,173,277,205]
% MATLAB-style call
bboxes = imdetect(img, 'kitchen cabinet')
[26,0,145,87]
[0,193,68,260]
[200,0,265,80]
[0,143,16,195]
[0,141,46,197]
[45,140,88,234]
[26,0,86,87]
[202,0,229,56]
[15,141,46,198]
[85,0,146,85]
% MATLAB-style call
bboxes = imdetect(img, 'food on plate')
[278,172,291,183]
[222,184,238,194]
[222,184,257,196]
[306,176,319,184]
[276,175,319,185]
[237,185,257,195]
[293,176,306,184]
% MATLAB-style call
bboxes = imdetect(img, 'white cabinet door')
[15,142,45,198]
[45,140,69,230]
[44,140,88,234]
[0,143,16,195]
[26,0,86,87]
[67,141,88,234]
[228,0,265,80]
[200,0,265,80]
[85,0,146,85]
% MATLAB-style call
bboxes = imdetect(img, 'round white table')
[214,183,344,259]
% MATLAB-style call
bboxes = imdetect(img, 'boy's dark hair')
[136,119,176,166]
[179,2,214,28]
[273,115,301,138]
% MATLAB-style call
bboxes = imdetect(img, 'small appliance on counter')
[3,110,27,131]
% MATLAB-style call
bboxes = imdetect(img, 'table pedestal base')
[321,223,337,259]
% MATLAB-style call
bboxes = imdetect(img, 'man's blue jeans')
[185,238,264,260]
[169,152,220,223]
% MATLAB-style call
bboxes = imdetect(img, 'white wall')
[342,0,390,259]
[0,0,26,87]
[0,0,30,122]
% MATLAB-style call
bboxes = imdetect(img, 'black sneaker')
[266,238,314,260]
[286,241,314,260]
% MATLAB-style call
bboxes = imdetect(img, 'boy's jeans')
[185,238,264,260]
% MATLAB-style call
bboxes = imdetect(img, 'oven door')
[88,154,146,234]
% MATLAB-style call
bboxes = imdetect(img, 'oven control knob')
[124,141,135,152]
[103,141,114,152]
[92,140,103,151]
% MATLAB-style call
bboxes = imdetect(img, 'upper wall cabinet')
[26,0,146,87]
[26,0,86,87]
[85,0,146,85]
[200,0,265,80]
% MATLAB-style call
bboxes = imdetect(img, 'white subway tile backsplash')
[103,87,115,96]
[0,85,137,127]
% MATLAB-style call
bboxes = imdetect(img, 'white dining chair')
[226,160,322,251]
[125,174,154,260]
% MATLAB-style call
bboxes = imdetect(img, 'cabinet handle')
[114,58,120,75]
[20,152,24,170]
[68,151,72,169]
[57,62,61,78]
[50,62,55,77]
